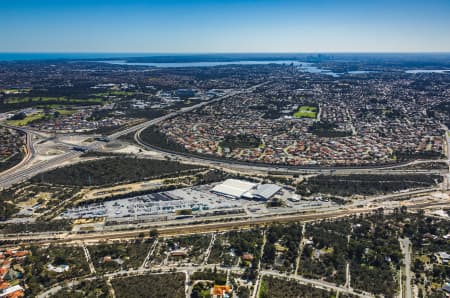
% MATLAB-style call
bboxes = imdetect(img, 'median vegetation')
[297,174,442,196]
[140,126,188,152]
[30,157,205,187]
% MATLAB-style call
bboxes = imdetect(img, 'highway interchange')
[0,83,264,189]
[0,81,449,234]
[0,83,449,298]
[0,84,262,188]
[2,81,448,190]
[0,79,448,223]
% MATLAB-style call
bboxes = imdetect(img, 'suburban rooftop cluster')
[157,73,446,166]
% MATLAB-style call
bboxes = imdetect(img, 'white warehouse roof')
[211,179,256,198]
[211,179,281,200]
[248,184,282,200]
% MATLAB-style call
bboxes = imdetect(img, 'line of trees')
[297,174,442,196]
[30,157,204,187]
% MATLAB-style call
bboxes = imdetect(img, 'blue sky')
[1,0,450,53]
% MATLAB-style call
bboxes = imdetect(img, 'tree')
[149,229,159,238]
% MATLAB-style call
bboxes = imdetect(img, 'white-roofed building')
[211,179,281,201]
[211,179,257,199]
[244,184,282,200]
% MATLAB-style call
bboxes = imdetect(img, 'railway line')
[1,200,448,246]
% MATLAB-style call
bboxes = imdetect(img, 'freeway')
[0,83,265,189]
[0,150,80,189]
[134,124,448,176]
[0,123,50,139]
[1,79,447,188]
[0,127,34,176]
[134,133,449,175]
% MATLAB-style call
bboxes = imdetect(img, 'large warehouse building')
[211,179,256,199]
[211,179,281,200]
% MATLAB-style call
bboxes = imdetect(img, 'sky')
[1,0,450,53]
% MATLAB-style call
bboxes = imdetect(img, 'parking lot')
[61,183,250,220]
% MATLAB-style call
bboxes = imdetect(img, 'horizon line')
[1,51,450,55]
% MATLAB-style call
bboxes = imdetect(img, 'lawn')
[94,90,135,97]
[293,106,317,119]
[55,109,76,115]
[1,88,30,94]
[6,109,76,126]
[5,96,63,104]
[6,113,45,126]
[4,96,104,104]
[109,90,135,96]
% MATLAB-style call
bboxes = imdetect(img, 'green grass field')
[94,90,135,97]
[4,97,103,104]
[293,106,317,119]
[6,108,76,126]
[6,113,45,126]
[55,109,76,116]
[0,88,31,94]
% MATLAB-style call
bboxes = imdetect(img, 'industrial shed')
[246,184,282,200]
[211,179,281,200]
[210,179,256,199]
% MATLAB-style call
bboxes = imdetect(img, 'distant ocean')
[0,53,161,61]
[0,52,308,61]
[2,52,449,63]
[0,52,450,63]
[2,53,450,74]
